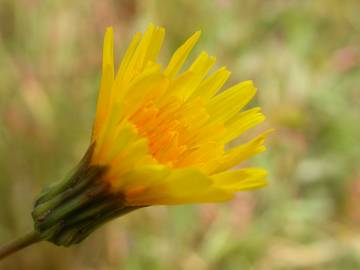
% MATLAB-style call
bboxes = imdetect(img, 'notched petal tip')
[212,168,268,192]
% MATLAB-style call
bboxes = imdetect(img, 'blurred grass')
[1,0,360,269]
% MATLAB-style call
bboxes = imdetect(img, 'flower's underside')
[91,24,272,206]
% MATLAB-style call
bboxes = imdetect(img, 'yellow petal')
[126,168,219,205]
[145,188,234,205]
[189,66,231,101]
[94,102,125,161]
[158,71,194,103]
[124,24,156,80]
[224,107,266,142]
[92,27,115,141]
[101,122,138,163]
[211,129,274,174]
[145,26,165,63]
[123,165,169,185]
[178,52,216,100]
[123,65,165,115]
[188,51,216,84]
[116,32,142,85]
[212,168,268,191]
[162,52,215,102]
[207,80,256,123]
[117,165,170,195]
[108,137,155,183]
[164,31,201,77]
[162,168,211,194]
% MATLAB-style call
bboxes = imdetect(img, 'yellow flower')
[91,24,272,206]
[31,24,272,246]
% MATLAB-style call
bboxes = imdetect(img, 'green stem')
[0,231,41,261]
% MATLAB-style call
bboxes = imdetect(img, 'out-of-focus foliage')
[0,0,360,269]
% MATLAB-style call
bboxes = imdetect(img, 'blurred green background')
[1,0,360,269]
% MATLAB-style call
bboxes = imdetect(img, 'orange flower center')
[129,98,225,169]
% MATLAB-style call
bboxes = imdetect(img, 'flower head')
[91,24,272,206]
[32,24,272,246]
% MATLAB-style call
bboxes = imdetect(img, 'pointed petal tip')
[145,22,155,28]
[157,26,166,34]
[105,26,114,36]
[147,23,155,31]
[264,128,276,136]
[256,178,268,188]
[190,30,201,42]
[244,79,255,86]
[219,66,231,77]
